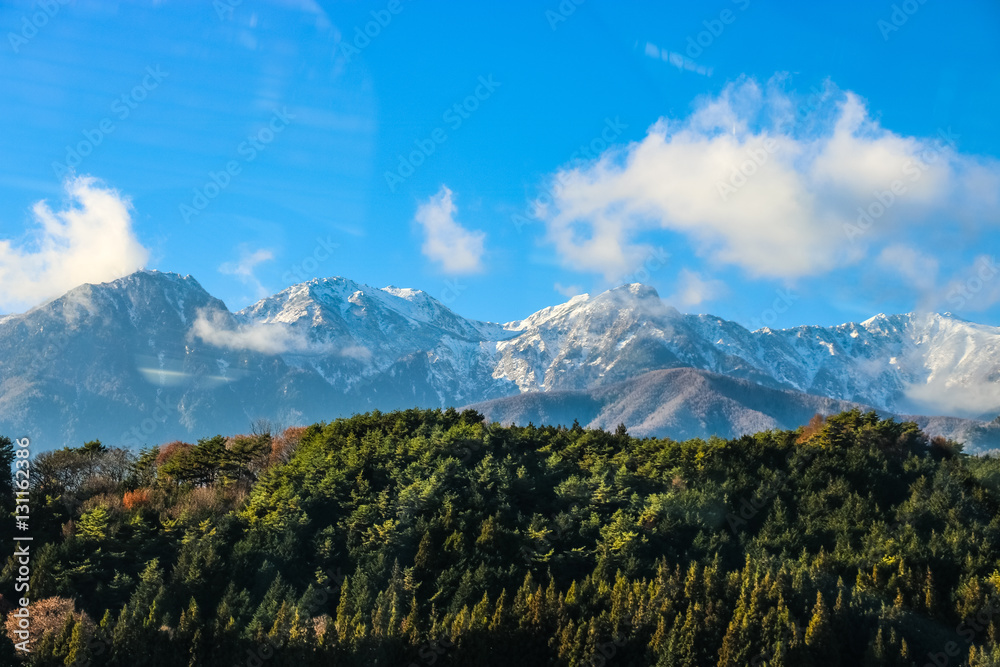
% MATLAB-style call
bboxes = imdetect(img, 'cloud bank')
[0,176,150,313]
[415,186,486,274]
[191,309,326,355]
[536,78,1000,282]
[190,308,371,361]
[668,269,728,308]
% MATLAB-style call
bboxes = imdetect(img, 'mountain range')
[1,270,998,452]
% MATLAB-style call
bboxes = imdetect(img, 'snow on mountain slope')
[237,276,1000,420]
[492,284,781,394]
[488,285,1000,419]
[0,270,261,447]
[2,270,999,450]
[684,311,1000,418]
[233,277,518,402]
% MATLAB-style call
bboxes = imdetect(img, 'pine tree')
[335,575,353,645]
[804,591,838,665]
[414,532,433,569]
[489,589,508,632]
[717,601,750,666]
[864,626,886,666]
[268,600,293,648]
[402,595,421,644]
[923,567,936,612]
[471,593,490,632]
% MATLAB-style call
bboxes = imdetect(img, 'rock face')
[1,271,998,452]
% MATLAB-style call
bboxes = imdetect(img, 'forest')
[1,408,1000,666]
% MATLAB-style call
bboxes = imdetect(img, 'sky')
[1,0,999,330]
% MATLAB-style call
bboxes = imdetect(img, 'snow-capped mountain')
[491,283,1000,419]
[1,271,998,451]
[232,277,517,404]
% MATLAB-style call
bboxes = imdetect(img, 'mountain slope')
[491,285,1000,420]
[1,271,999,451]
[465,367,1000,452]
[0,271,257,446]
[233,277,518,405]
[467,367,858,440]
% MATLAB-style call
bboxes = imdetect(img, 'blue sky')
[1,0,999,329]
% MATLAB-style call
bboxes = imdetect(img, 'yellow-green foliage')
[2,408,999,666]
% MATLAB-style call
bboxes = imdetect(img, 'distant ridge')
[1,270,998,451]
[464,367,1000,450]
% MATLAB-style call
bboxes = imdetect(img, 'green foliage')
[77,505,111,542]
[2,408,1000,665]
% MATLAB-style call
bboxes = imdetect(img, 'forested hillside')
[2,409,1000,665]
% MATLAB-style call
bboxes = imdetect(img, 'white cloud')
[190,308,371,360]
[191,310,312,355]
[668,269,727,308]
[554,282,584,298]
[536,77,1000,281]
[875,252,1000,314]
[939,255,1000,313]
[0,176,149,313]
[220,246,275,298]
[877,244,939,292]
[415,186,486,274]
[191,310,316,355]
[339,344,373,361]
[905,374,1000,419]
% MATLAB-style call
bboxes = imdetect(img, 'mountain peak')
[110,269,201,287]
[4,269,1000,451]
[72,270,214,307]
[612,283,660,299]
[380,285,432,302]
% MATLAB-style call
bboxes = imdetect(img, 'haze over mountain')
[1,270,998,452]
[467,367,1000,451]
